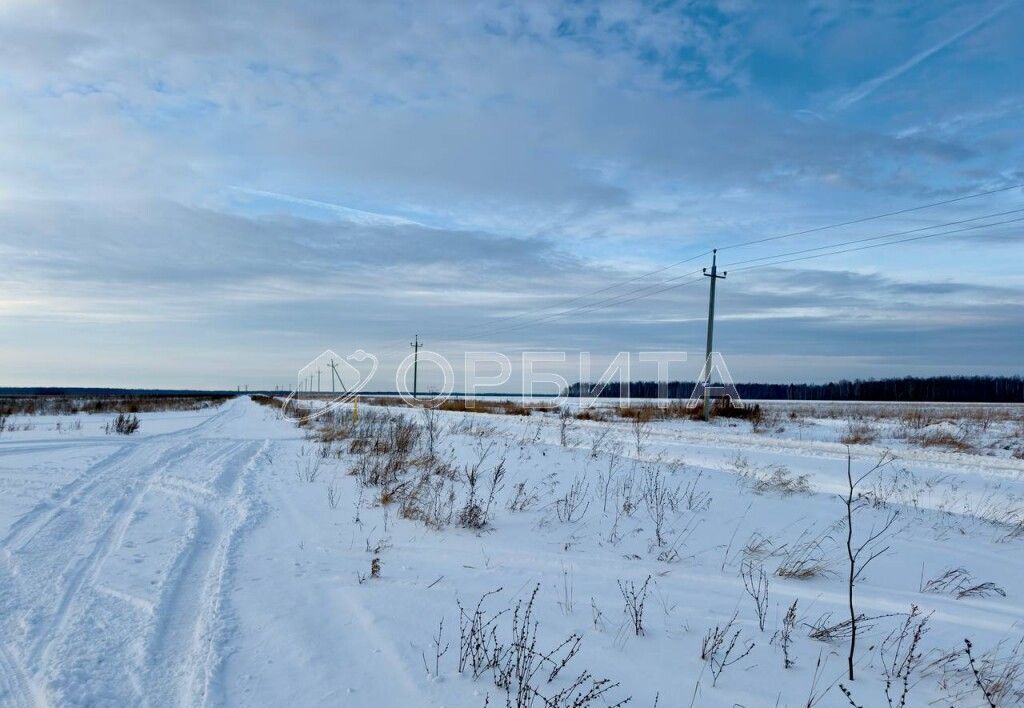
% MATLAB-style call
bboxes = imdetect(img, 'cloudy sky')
[1,0,1022,391]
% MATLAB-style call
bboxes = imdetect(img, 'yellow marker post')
[353,395,359,424]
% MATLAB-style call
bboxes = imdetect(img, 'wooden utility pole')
[410,335,421,400]
[702,249,726,421]
[328,359,348,394]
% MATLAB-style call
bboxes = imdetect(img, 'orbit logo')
[282,349,378,422]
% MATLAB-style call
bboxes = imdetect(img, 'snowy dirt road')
[0,399,275,706]
[1,397,1022,707]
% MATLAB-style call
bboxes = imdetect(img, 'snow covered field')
[0,396,1022,706]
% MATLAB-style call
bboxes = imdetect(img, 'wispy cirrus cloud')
[228,187,424,227]
[830,0,1014,111]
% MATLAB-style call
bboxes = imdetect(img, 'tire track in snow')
[0,439,118,458]
[0,400,248,703]
[1,400,238,560]
[1,442,142,555]
[0,644,39,708]
[143,439,268,708]
[24,440,250,668]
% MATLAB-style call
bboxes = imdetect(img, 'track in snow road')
[143,440,267,708]
[0,398,271,707]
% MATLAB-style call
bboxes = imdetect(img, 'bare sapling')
[842,448,899,681]
[618,575,651,636]
[421,405,441,457]
[741,560,769,631]
[630,413,651,457]
[424,617,448,677]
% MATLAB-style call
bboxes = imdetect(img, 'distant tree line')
[564,376,1023,403]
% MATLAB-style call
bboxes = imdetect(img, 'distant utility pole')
[702,249,727,422]
[317,368,321,393]
[328,359,348,394]
[410,334,421,400]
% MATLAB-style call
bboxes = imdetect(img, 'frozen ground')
[0,396,1022,706]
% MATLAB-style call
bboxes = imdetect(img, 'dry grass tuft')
[921,567,1007,600]
[916,431,973,452]
[774,530,833,580]
[840,420,878,445]
[751,465,811,495]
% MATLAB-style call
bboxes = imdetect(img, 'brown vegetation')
[841,421,878,445]
[359,396,557,417]
[0,394,231,417]
[616,398,762,423]
[914,431,974,452]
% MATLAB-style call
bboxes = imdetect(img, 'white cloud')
[0,0,1021,385]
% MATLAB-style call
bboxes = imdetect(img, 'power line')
[435,183,1024,341]
[442,208,1024,342]
[721,207,1024,270]
[726,215,1024,275]
[716,182,1023,252]
[302,184,1023,381]
[441,214,1024,342]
